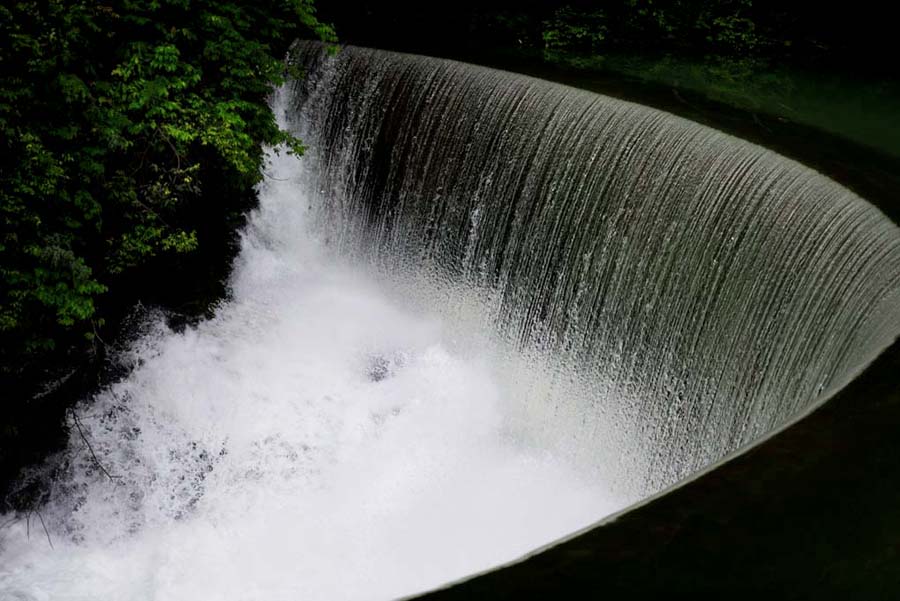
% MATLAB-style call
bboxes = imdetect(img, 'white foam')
[0,122,619,601]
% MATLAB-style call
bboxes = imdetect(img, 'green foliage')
[696,0,764,55]
[0,0,335,364]
[542,6,608,54]
[526,1,772,59]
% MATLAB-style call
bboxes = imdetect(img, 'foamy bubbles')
[0,110,618,601]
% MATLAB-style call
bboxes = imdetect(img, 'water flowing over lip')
[2,44,899,601]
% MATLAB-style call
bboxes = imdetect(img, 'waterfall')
[1,44,898,601]
[287,43,900,492]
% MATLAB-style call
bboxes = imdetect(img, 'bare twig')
[261,170,291,181]
[0,515,20,532]
[133,194,172,226]
[91,319,108,347]
[36,510,53,549]
[69,408,121,482]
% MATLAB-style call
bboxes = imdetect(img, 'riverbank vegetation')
[1,0,334,503]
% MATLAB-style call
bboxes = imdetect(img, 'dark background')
[318,0,900,77]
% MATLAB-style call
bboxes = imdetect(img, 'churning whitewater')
[0,99,620,600]
[3,44,900,600]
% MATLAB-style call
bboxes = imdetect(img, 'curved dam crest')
[289,42,900,493]
[0,43,898,601]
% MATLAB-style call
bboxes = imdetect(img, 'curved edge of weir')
[409,342,894,599]
[287,43,900,597]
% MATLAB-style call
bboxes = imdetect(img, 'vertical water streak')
[289,43,900,493]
